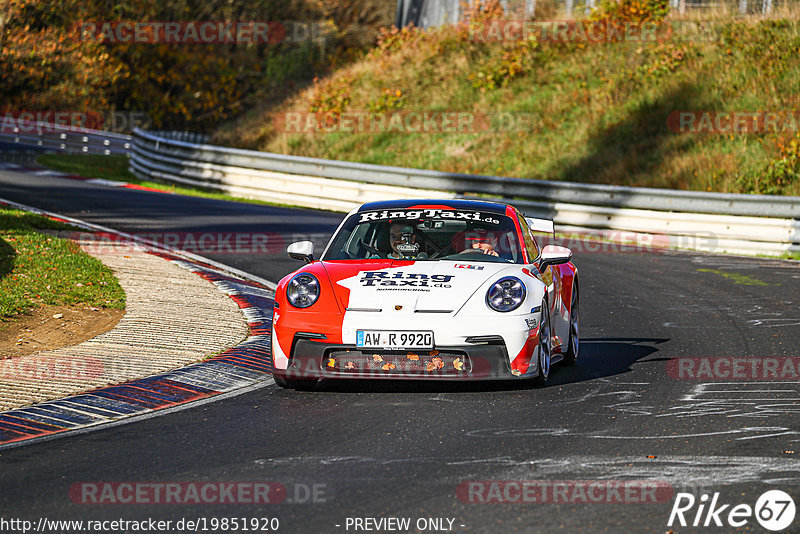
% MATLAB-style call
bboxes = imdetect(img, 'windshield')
[322,208,523,263]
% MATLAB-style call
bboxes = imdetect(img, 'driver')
[368,221,497,259]
[459,228,499,257]
[465,241,498,256]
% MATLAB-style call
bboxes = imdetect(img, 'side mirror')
[538,245,572,269]
[287,241,314,263]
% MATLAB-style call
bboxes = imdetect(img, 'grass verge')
[35,154,321,210]
[35,154,134,182]
[0,208,125,320]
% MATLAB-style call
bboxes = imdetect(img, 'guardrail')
[0,121,132,155]
[130,128,800,257]
[145,130,209,144]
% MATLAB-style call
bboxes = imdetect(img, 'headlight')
[286,273,320,308]
[486,276,526,312]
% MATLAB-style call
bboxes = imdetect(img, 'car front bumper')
[281,338,528,381]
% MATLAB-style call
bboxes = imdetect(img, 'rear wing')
[525,217,554,235]
[525,217,556,247]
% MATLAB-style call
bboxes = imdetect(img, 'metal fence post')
[395,0,405,27]
[525,0,536,18]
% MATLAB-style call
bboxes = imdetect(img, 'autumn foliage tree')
[0,0,391,130]
[0,0,122,116]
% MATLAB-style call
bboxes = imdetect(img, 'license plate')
[356,330,434,349]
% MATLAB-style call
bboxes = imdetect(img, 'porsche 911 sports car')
[271,199,579,389]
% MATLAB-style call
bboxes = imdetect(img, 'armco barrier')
[130,128,800,257]
[0,121,133,155]
[0,123,210,157]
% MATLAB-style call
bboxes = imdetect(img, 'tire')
[290,379,318,391]
[273,372,292,388]
[532,299,552,387]
[562,282,579,366]
[273,372,318,391]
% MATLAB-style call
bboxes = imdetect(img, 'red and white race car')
[271,199,579,389]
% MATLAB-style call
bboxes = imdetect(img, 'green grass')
[215,15,800,196]
[697,268,775,285]
[0,209,126,319]
[35,154,334,211]
[36,154,134,182]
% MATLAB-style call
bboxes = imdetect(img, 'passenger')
[386,222,427,259]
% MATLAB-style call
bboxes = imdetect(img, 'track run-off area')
[1,168,799,533]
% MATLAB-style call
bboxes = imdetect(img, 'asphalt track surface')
[2,170,800,533]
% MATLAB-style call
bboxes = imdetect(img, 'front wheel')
[272,372,317,391]
[562,282,579,366]
[290,378,318,391]
[273,372,291,388]
[532,300,552,387]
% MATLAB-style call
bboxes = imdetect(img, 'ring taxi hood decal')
[359,271,455,287]
[324,260,517,313]
[357,209,502,225]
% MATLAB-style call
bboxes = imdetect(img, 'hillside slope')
[213,8,800,195]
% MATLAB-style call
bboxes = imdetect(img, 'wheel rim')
[539,304,551,378]
[570,289,579,358]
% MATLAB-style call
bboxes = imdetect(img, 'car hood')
[321,259,517,314]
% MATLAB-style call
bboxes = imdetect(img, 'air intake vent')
[325,349,470,375]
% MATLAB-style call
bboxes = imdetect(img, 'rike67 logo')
[668,490,796,531]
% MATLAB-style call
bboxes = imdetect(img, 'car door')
[517,212,566,348]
